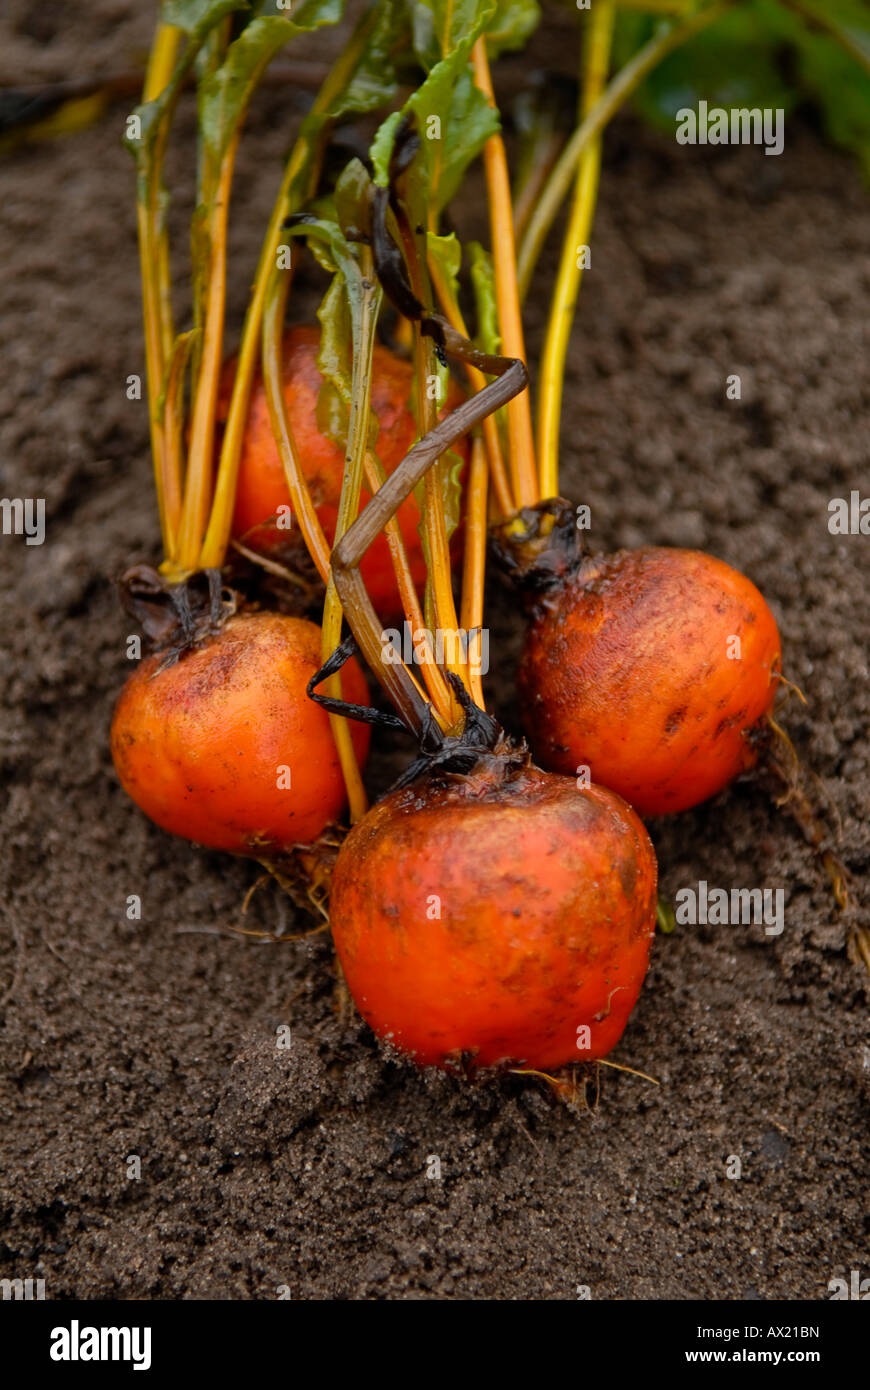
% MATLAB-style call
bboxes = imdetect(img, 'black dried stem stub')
[489,497,581,596]
[119,564,237,665]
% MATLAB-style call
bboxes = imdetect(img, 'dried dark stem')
[311,185,529,739]
[329,347,527,736]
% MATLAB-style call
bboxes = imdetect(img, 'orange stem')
[395,216,462,723]
[459,433,488,710]
[261,268,331,584]
[174,132,239,573]
[362,448,453,715]
[471,37,538,511]
[427,248,514,519]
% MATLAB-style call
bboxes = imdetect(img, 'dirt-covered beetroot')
[329,756,657,1070]
[519,546,781,817]
[222,325,469,613]
[111,612,370,853]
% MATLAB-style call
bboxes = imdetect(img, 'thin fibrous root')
[598,1058,660,1086]
[509,1063,600,1112]
[849,927,870,979]
[242,872,270,916]
[240,865,333,941]
[760,713,850,910]
[333,959,357,1027]
[775,670,808,706]
[766,713,800,788]
[244,829,344,925]
[230,537,313,592]
[226,920,329,945]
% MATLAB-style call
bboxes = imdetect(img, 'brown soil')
[1,1,867,1300]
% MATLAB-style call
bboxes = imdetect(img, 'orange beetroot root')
[329,755,657,1071]
[519,547,781,816]
[111,612,370,854]
[223,325,469,614]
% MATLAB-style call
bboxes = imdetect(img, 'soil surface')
[1,1,868,1300]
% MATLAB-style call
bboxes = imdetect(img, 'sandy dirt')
[0,0,867,1299]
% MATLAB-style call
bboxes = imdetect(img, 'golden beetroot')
[519,546,781,816]
[223,325,468,614]
[111,612,370,853]
[329,755,657,1071]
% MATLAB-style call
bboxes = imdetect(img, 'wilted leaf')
[371,11,498,211]
[468,240,500,355]
[286,164,384,456]
[125,0,245,174]
[198,6,343,175]
[484,0,541,59]
[160,0,247,35]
